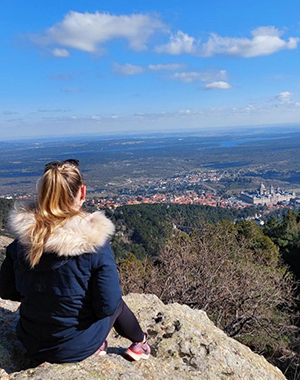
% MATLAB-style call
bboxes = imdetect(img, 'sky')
[1,0,300,139]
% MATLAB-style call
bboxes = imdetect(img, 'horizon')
[1,1,300,139]
[1,122,300,143]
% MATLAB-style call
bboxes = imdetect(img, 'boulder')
[0,293,286,380]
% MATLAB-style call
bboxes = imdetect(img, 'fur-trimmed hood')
[9,203,115,257]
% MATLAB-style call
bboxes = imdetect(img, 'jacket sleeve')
[0,241,21,302]
[91,241,122,319]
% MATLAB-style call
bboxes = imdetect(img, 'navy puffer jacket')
[0,205,122,363]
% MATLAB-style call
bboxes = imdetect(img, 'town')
[2,169,299,218]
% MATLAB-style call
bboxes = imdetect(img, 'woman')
[0,159,150,363]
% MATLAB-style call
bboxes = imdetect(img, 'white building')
[240,183,295,205]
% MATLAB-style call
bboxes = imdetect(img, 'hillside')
[0,202,298,378]
[106,203,258,259]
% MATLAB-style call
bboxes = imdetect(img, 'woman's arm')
[0,240,21,301]
[91,241,122,319]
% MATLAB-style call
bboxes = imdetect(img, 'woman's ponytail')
[28,162,84,268]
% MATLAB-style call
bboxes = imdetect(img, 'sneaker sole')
[125,350,150,361]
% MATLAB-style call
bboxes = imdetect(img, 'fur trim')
[9,203,115,257]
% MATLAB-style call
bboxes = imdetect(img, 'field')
[1,126,300,196]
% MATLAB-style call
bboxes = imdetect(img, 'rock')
[0,293,287,380]
[0,236,13,266]
[0,236,13,250]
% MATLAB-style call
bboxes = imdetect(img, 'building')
[240,183,295,205]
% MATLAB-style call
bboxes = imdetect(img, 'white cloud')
[201,26,299,58]
[276,91,292,103]
[155,31,198,55]
[154,26,298,58]
[202,81,231,90]
[179,109,192,114]
[113,63,144,75]
[172,69,227,83]
[52,48,69,57]
[32,11,166,53]
[148,63,185,70]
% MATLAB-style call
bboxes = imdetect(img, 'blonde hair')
[29,161,84,268]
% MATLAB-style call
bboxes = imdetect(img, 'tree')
[119,221,297,360]
[264,210,300,280]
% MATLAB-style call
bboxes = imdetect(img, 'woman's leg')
[107,298,144,343]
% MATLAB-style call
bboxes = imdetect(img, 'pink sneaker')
[125,333,151,361]
[95,339,108,356]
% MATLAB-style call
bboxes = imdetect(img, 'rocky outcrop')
[0,236,13,265]
[0,236,13,250]
[0,293,286,380]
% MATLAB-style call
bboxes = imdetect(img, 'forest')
[106,203,260,260]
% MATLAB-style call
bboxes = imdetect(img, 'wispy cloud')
[131,100,300,122]
[113,63,144,75]
[172,69,227,83]
[31,11,166,55]
[36,99,300,131]
[201,81,231,90]
[38,109,70,113]
[49,73,74,81]
[148,63,185,71]
[62,88,84,93]
[52,48,69,57]
[155,26,298,58]
[2,110,18,115]
[113,62,185,75]
[276,91,292,103]
[201,26,298,57]
[6,118,24,123]
[155,31,198,55]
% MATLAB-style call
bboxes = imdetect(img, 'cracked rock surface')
[0,293,286,380]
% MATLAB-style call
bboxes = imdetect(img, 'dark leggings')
[106,298,144,343]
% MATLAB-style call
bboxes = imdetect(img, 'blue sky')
[1,0,300,139]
